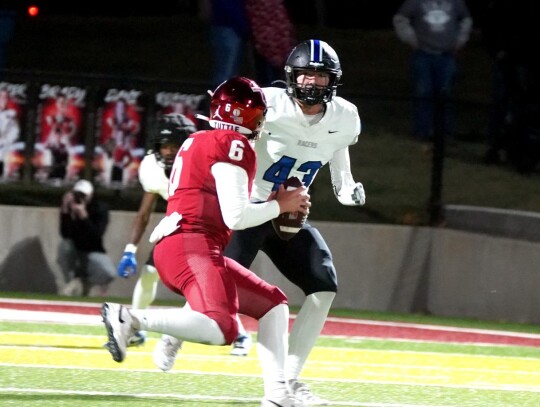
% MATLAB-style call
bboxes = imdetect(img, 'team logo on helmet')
[206,77,267,140]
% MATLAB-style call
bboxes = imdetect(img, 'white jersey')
[138,152,169,200]
[251,87,361,201]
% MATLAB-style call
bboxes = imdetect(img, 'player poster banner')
[154,91,206,131]
[33,84,86,185]
[94,88,144,189]
[0,81,26,182]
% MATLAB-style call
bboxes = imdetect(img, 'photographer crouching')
[57,180,116,296]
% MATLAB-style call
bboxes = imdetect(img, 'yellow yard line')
[1,332,540,392]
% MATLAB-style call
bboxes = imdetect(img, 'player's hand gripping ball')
[271,177,308,241]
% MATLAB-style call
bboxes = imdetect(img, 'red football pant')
[154,232,287,344]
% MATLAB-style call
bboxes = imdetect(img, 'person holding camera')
[57,179,116,296]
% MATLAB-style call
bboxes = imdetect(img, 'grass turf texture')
[1,320,540,406]
[2,292,540,407]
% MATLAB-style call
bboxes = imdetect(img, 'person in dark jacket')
[57,179,116,296]
[481,0,540,173]
[393,0,473,147]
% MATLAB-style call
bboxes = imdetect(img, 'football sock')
[257,304,289,395]
[132,307,226,345]
[236,314,247,337]
[286,291,335,380]
[131,265,160,309]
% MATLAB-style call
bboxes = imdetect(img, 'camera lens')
[73,191,85,204]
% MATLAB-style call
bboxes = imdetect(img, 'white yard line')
[0,386,477,406]
[2,297,540,340]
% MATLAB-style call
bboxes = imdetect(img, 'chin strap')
[196,114,258,139]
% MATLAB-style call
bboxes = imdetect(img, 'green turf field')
[1,319,539,406]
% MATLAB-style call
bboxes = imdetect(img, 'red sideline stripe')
[236,317,540,347]
[319,320,540,347]
[1,300,540,347]
[0,301,101,316]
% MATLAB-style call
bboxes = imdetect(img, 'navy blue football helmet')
[284,39,342,105]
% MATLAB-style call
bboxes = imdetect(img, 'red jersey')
[166,129,256,248]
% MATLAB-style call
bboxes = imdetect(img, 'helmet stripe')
[311,39,322,62]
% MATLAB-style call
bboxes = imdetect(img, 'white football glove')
[149,212,183,244]
[335,182,366,206]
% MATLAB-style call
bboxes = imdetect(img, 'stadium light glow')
[27,5,40,17]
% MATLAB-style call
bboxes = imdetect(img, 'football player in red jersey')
[102,77,310,407]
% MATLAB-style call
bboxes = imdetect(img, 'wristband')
[124,243,137,253]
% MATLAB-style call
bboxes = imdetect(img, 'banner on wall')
[33,84,86,185]
[94,88,145,189]
[154,91,207,131]
[0,82,27,182]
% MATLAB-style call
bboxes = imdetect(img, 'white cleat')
[260,398,295,407]
[261,384,296,407]
[289,380,328,406]
[153,334,182,371]
[230,334,252,356]
[127,330,147,347]
[101,303,135,363]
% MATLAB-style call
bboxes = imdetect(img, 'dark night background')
[2,0,539,223]
[1,0,488,28]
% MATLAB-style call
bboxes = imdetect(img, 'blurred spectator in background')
[57,180,116,297]
[200,0,251,88]
[245,0,295,87]
[393,0,472,149]
[0,7,16,77]
[481,0,540,174]
[200,0,295,88]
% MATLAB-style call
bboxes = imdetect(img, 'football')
[271,176,307,241]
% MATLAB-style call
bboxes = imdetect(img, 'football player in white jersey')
[223,39,366,406]
[117,113,254,357]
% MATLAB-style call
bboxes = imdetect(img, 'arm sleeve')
[211,162,280,230]
[329,146,355,194]
[329,146,365,206]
